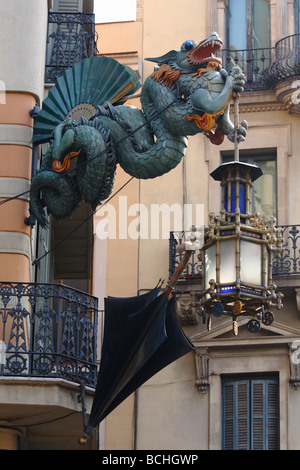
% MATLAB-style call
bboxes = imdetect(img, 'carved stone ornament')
[195,347,210,394]
[177,295,199,325]
[289,341,300,390]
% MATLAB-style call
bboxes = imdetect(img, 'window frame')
[222,374,280,450]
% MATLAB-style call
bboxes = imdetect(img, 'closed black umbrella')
[84,285,193,435]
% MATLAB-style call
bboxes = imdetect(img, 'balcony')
[169,225,300,284]
[220,46,274,92]
[0,282,99,388]
[45,12,98,83]
[220,33,300,94]
[263,34,300,88]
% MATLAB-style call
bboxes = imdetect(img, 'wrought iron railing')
[263,34,300,88]
[170,225,300,282]
[273,225,300,275]
[220,46,275,91]
[0,282,99,387]
[169,232,202,282]
[45,12,98,83]
[220,34,300,92]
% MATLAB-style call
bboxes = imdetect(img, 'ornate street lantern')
[190,99,284,335]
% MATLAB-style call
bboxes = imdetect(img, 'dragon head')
[145,32,223,73]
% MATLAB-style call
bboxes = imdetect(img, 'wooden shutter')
[52,0,83,12]
[237,381,249,450]
[223,381,249,450]
[223,382,234,449]
[251,381,265,450]
[266,380,280,450]
[223,377,279,450]
[251,379,279,450]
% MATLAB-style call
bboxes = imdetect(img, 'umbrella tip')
[78,434,88,446]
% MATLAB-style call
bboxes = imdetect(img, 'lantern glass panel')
[225,183,246,213]
[240,240,262,285]
[220,239,236,284]
[205,244,216,288]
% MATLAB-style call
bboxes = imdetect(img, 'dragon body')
[30,33,247,227]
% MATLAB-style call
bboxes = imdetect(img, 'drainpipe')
[24,103,39,228]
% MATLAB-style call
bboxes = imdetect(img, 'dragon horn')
[145,49,179,65]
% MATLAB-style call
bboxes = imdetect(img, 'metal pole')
[233,92,240,162]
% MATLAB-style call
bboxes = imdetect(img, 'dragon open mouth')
[188,35,223,68]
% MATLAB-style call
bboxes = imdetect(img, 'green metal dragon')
[29,32,247,227]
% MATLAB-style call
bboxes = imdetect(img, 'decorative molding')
[0,232,31,259]
[0,177,30,201]
[295,289,300,316]
[195,347,210,394]
[177,295,199,325]
[289,341,300,390]
[0,125,33,148]
[239,103,287,113]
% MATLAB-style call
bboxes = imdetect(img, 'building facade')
[96,0,300,450]
[0,0,98,450]
[1,0,300,451]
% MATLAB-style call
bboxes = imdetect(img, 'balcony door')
[225,0,271,85]
[226,0,270,50]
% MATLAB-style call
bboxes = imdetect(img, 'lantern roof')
[210,161,263,182]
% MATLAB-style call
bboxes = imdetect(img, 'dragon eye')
[182,40,194,51]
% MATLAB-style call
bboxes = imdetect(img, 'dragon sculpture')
[29,32,247,227]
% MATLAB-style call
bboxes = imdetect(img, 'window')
[222,152,277,220]
[226,0,270,50]
[295,0,300,33]
[222,375,280,450]
[225,0,271,84]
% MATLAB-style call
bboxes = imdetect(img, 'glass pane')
[205,244,216,289]
[252,158,277,219]
[225,183,246,213]
[253,0,270,49]
[222,154,277,220]
[240,240,262,285]
[220,239,236,284]
[229,0,247,50]
[296,0,300,33]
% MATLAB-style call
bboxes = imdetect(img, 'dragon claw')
[227,120,248,143]
[229,67,246,93]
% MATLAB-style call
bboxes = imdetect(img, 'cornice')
[231,90,287,113]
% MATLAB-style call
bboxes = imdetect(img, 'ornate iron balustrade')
[169,232,202,282]
[220,46,275,92]
[45,12,98,83]
[170,225,300,282]
[0,282,99,388]
[263,34,300,88]
[273,225,300,275]
[220,34,300,92]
